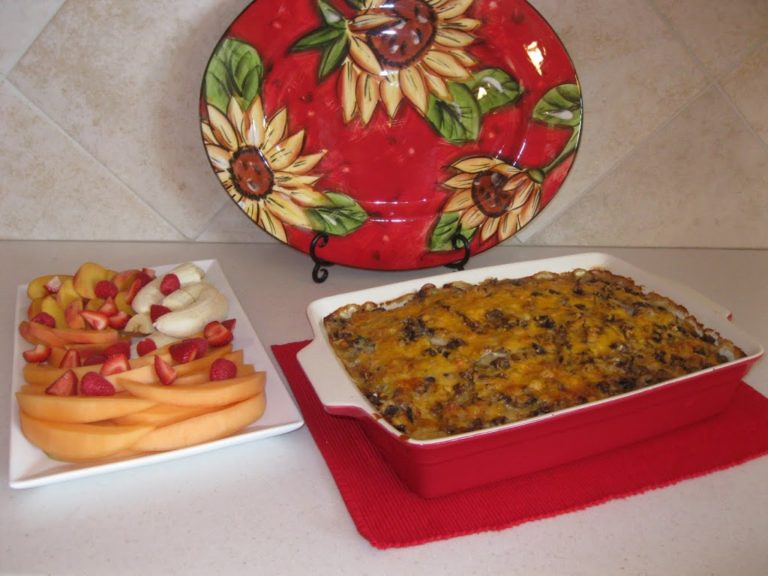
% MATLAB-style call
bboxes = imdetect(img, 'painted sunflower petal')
[284,151,326,175]
[350,13,399,31]
[273,183,329,207]
[434,29,475,49]
[443,17,482,32]
[380,74,403,118]
[494,163,524,178]
[258,205,287,243]
[434,0,473,21]
[349,36,382,76]
[509,181,536,210]
[498,212,518,241]
[460,205,487,229]
[480,216,499,242]
[207,105,239,152]
[226,97,246,144]
[452,156,500,173]
[449,47,478,67]
[266,193,313,229]
[444,189,475,211]
[243,97,267,148]
[205,144,233,171]
[517,188,541,227]
[268,129,305,171]
[201,122,217,145]
[423,49,470,79]
[420,64,451,101]
[357,71,380,125]
[274,172,322,188]
[443,172,475,190]
[263,107,288,154]
[399,66,428,114]
[338,60,358,123]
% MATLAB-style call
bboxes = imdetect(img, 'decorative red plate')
[200,0,582,270]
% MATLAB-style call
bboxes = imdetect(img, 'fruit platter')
[9,259,304,489]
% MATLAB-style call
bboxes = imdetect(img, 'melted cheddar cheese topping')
[324,269,745,440]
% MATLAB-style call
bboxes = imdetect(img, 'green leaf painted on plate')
[205,38,263,113]
[317,35,350,81]
[429,212,476,252]
[344,0,367,9]
[318,0,346,26]
[532,83,582,128]
[425,82,482,144]
[467,68,523,115]
[307,192,368,235]
[291,25,346,51]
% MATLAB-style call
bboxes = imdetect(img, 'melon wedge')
[117,372,265,408]
[112,404,212,426]
[19,412,153,462]
[16,390,156,424]
[23,363,159,393]
[132,393,266,452]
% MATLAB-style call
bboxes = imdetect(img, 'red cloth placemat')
[273,341,768,549]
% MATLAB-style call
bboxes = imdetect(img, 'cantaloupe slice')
[112,404,212,426]
[132,393,266,452]
[19,412,154,462]
[23,363,159,393]
[16,390,156,424]
[172,356,252,386]
[117,372,265,407]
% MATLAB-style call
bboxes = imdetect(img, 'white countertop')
[1,242,766,576]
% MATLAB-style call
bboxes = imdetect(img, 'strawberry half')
[209,358,237,381]
[94,279,118,299]
[58,348,81,369]
[107,311,130,330]
[222,318,237,331]
[82,351,108,366]
[80,372,116,396]
[169,338,207,364]
[100,353,130,376]
[154,355,177,385]
[22,343,52,363]
[136,338,157,357]
[98,297,118,317]
[203,321,233,347]
[105,341,131,358]
[159,273,180,295]
[81,310,109,330]
[149,304,171,322]
[30,312,56,328]
[44,276,63,295]
[46,369,78,396]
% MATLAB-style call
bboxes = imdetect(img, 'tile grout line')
[2,79,190,241]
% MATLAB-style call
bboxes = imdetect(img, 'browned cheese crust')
[323,269,746,440]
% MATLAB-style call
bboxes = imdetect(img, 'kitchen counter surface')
[1,242,766,576]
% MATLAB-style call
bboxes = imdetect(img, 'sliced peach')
[118,372,265,408]
[114,292,134,315]
[113,404,211,427]
[55,277,82,310]
[27,297,44,320]
[64,299,86,329]
[72,262,113,300]
[27,274,70,300]
[16,390,156,424]
[19,411,153,462]
[41,296,67,329]
[131,393,266,452]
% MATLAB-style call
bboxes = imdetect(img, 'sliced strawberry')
[94,279,118,300]
[169,338,206,364]
[58,349,81,369]
[80,372,116,396]
[46,369,78,396]
[30,312,56,328]
[81,310,109,330]
[100,353,130,376]
[159,273,181,295]
[136,338,157,357]
[136,269,155,287]
[82,351,107,366]
[142,267,156,280]
[44,276,63,295]
[222,318,237,331]
[154,355,177,385]
[149,304,171,322]
[98,296,118,317]
[22,343,52,363]
[107,311,130,330]
[105,341,131,358]
[203,321,233,347]
[125,277,143,304]
[209,358,237,381]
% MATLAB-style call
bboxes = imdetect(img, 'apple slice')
[16,390,156,424]
[118,372,265,408]
[131,393,266,452]
[19,411,153,462]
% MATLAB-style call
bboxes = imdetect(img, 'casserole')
[298,253,764,497]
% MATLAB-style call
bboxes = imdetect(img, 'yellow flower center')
[367,0,437,68]
[230,147,274,200]
[471,171,513,217]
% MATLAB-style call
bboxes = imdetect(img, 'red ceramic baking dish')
[298,253,764,498]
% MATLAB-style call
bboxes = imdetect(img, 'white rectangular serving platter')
[9,259,304,489]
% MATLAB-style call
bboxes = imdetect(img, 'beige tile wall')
[1,0,766,248]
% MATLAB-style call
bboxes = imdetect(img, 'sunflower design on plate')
[292,0,523,142]
[201,38,368,243]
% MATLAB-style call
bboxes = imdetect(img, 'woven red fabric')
[273,341,768,549]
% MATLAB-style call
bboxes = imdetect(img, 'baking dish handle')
[296,337,370,410]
